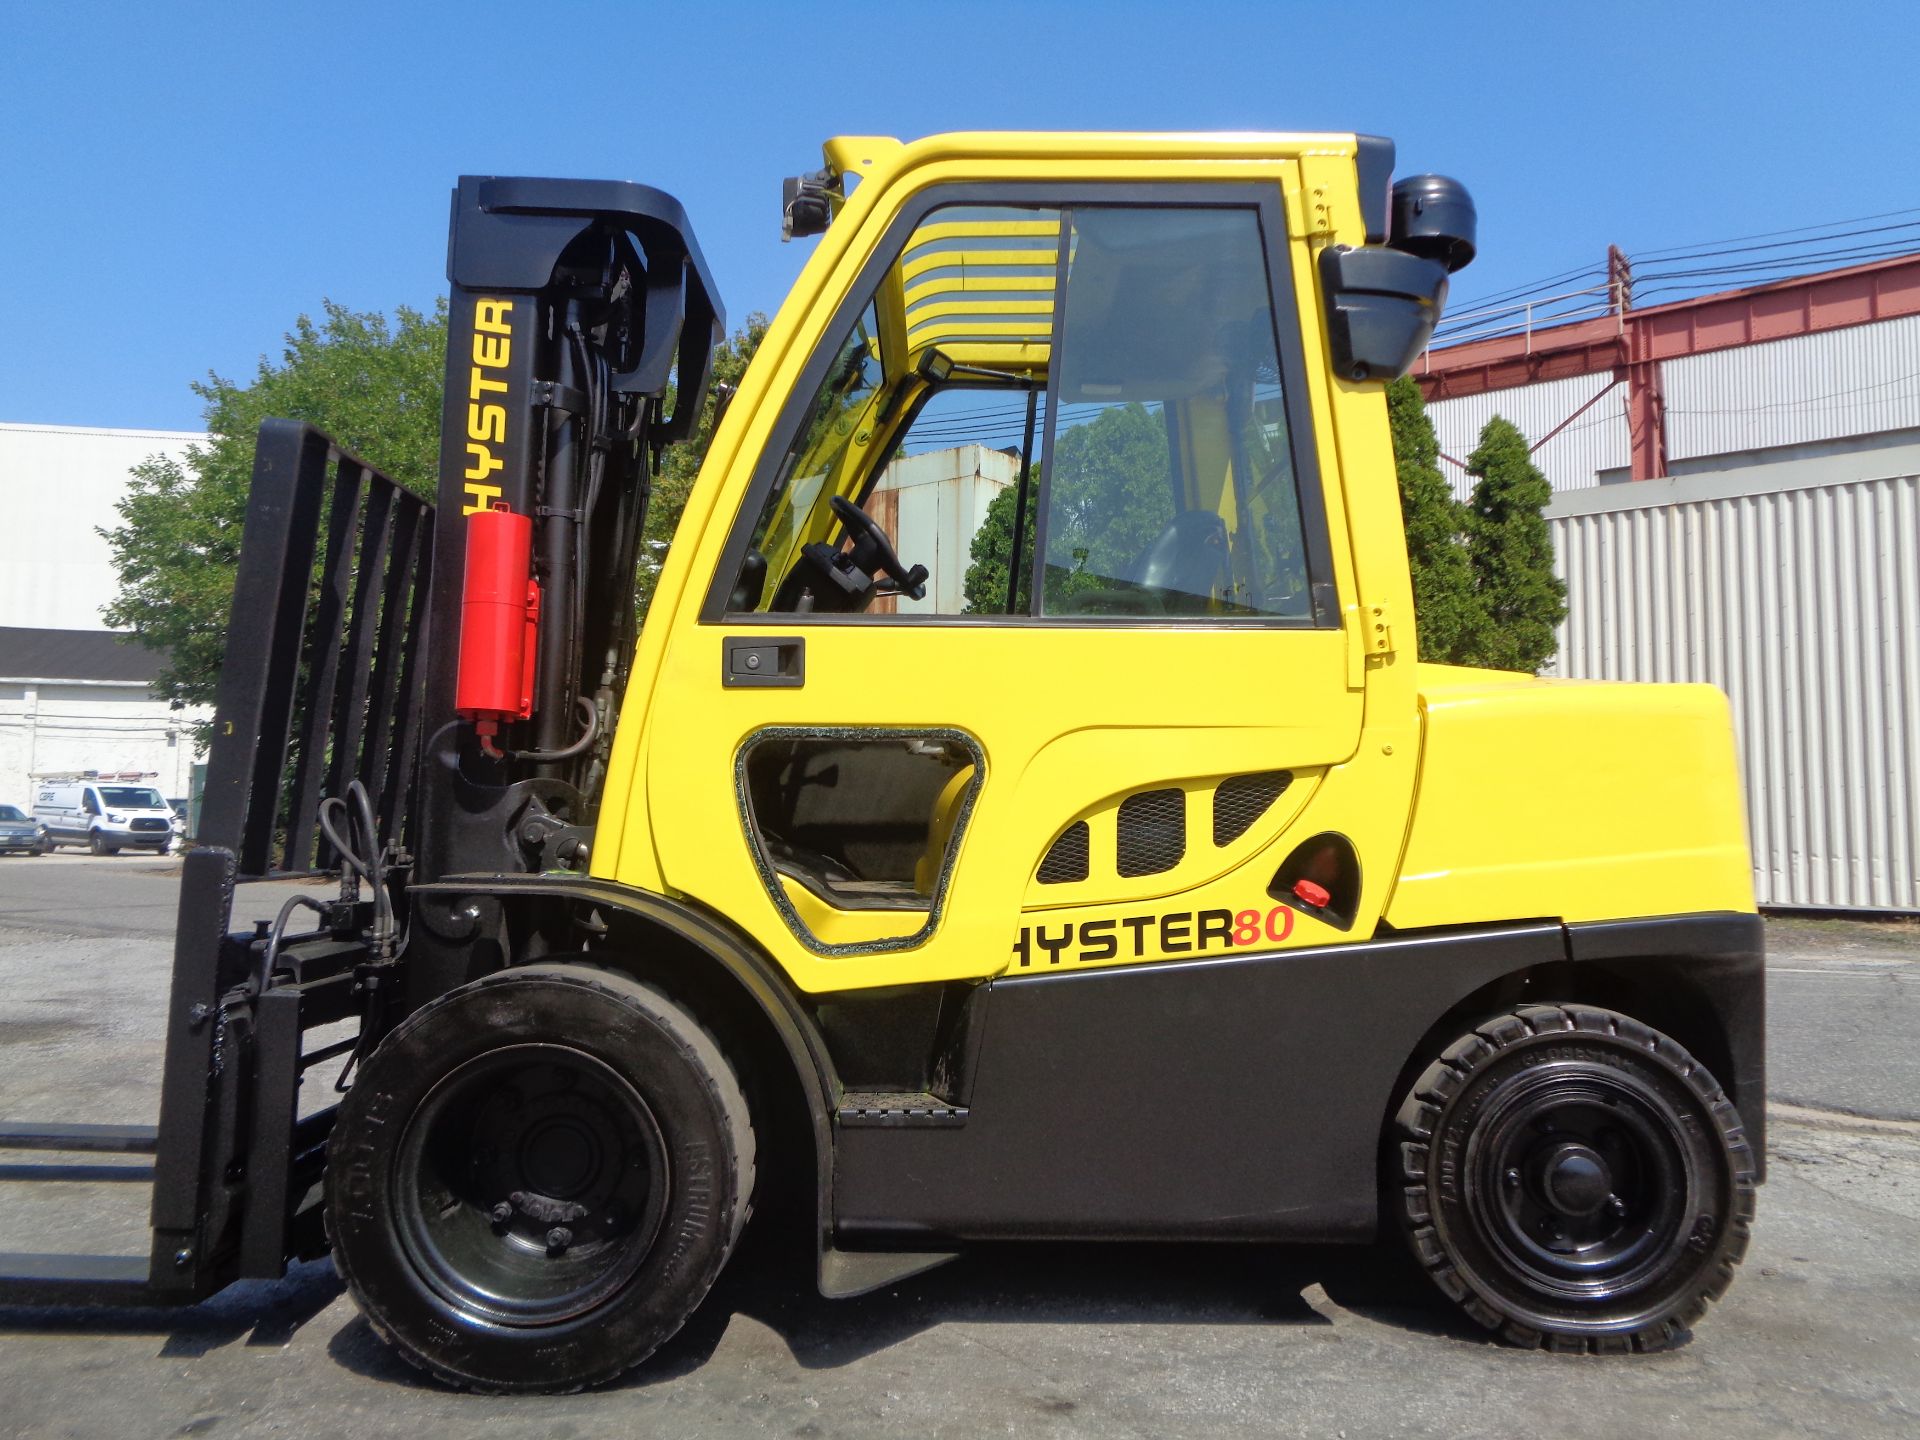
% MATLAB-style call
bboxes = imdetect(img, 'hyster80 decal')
[1012,904,1296,967]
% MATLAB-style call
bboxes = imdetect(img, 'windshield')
[100,787,166,809]
[0,805,25,821]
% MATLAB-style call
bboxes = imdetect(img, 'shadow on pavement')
[0,1258,342,1357]
[323,1220,1490,1391]
[1,1226,1490,1391]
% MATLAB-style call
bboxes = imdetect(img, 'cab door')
[623,173,1386,994]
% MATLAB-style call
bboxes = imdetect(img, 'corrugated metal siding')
[1664,313,1920,462]
[1426,371,1631,500]
[1552,474,1920,911]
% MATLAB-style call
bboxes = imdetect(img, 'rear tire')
[326,962,755,1392]
[1393,1003,1755,1352]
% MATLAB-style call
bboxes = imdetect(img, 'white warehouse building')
[1420,254,1920,911]
[0,421,209,811]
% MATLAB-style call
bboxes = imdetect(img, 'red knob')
[1292,878,1331,908]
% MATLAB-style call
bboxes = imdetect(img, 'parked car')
[0,804,48,855]
[33,780,175,855]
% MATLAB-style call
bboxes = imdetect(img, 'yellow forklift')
[0,132,1760,1390]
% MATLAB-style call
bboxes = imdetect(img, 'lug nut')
[1609,1195,1628,1218]
[490,1201,514,1225]
[546,1226,573,1253]
[1504,1168,1521,1189]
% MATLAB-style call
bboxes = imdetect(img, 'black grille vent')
[1037,821,1090,884]
[1212,770,1293,847]
[1116,788,1186,878]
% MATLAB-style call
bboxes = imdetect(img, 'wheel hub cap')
[1537,1142,1612,1217]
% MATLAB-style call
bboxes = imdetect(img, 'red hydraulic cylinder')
[455,503,540,752]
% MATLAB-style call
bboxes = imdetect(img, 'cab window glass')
[1039,208,1310,619]
[728,206,1061,617]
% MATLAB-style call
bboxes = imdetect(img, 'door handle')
[723,635,805,688]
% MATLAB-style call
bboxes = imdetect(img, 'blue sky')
[3,1,1915,432]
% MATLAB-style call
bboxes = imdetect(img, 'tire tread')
[328,959,759,1393]
[1393,1001,1755,1354]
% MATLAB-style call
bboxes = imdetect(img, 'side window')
[727,206,1061,617]
[721,196,1317,624]
[1040,208,1311,619]
[82,790,100,816]
[728,299,885,613]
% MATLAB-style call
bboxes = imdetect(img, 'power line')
[1630,217,1920,267]
[1635,237,1920,284]
[1631,204,1920,261]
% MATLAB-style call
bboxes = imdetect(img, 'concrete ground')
[0,851,1915,1438]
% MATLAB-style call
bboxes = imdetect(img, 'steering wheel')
[827,494,928,601]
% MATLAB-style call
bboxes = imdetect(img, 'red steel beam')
[1417,250,1920,402]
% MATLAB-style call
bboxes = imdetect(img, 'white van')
[33,775,177,855]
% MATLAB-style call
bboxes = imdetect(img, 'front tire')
[326,963,755,1392]
[1394,1003,1755,1352]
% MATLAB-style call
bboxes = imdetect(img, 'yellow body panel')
[1385,665,1757,927]
[588,130,1754,996]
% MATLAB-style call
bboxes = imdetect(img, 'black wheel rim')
[1460,1064,1697,1307]
[394,1043,670,1326]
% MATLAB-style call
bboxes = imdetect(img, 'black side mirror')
[1318,246,1449,383]
[1318,172,1478,381]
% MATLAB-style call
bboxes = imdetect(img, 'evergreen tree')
[1463,416,1568,672]
[1385,376,1487,664]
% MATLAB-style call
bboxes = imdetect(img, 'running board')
[837,1092,968,1128]
[0,1123,159,1155]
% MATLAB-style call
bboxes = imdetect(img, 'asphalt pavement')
[0,851,1916,1439]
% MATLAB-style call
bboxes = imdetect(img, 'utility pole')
[1608,244,1634,314]
[1608,244,1665,478]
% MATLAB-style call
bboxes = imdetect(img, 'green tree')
[962,474,1036,614]
[643,312,770,610]
[1385,375,1489,664]
[101,300,447,729]
[103,302,770,727]
[1463,415,1567,672]
[961,402,1172,612]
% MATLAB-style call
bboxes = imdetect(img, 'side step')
[0,1123,159,1155]
[837,1091,968,1128]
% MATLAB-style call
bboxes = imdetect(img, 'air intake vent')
[1212,770,1293,847]
[1037,821,1090,884]
[1116,788,1186,878]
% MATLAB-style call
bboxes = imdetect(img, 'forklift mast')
[0,178,723,1306]
[407,178,722,1000]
